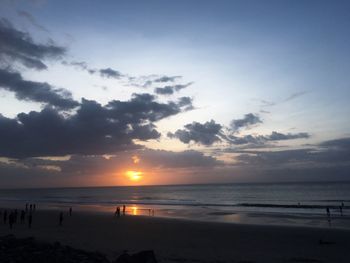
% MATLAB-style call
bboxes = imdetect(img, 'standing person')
[69,207,72,216]
[9,212,14,229]
[33,204,36,211]
[340,206,343,216]
[20,210,25,224]
[14,209,18,223]
[28,213,32,228]
[59,212,63,226]
[114,207,118,217]
[3,210,7,224]
[29,204,32,212]
[122,205,126,215]
[117,207,121,217]
[326,207,331,226]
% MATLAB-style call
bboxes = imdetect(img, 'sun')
[126,170,143,182]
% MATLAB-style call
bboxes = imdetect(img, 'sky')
[0,0,350,188]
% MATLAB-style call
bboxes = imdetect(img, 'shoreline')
[1,209,350,262]
[1,201,350,230]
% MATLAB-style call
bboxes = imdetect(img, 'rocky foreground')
[0,235,157,263]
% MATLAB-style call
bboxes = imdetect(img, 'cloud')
[230,113,262,132]
[168,120,223,146]
[154,76,181,83]
[98,68,122,79]
[268,131,310,141]
[0,93,193,158]
[235,137,350,167]
[62,61,124,79]
[283,91,308,102]
[228,132,310,145]
[17,10,49,33]
[0,68,79,109]
[154,82,193,95]
[168,117,309,146]
[0,18,65,70]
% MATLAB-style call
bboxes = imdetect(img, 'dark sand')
[1,209,350,263]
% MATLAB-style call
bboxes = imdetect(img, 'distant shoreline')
[1,180,350,191]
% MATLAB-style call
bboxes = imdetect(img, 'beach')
[1,209,350,263]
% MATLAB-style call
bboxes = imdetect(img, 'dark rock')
[0,235,110,263]
[115,250,157,263]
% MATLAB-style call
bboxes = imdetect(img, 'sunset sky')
[0,0,350,188]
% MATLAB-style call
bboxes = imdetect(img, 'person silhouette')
[3,210,7,224]
[14,209,18,223]
[69,207,72,216]
[340,205,343,216]
[326,207,331,226]
[20,210,25,224]
[9,212,14,229]
[59,212,63,226]
[28,213,32,228]
[123,205,126,215]
[117,207,121,217]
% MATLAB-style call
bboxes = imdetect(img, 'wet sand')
[1,209,350,263]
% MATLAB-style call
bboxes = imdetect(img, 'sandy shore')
[1,209,350,263]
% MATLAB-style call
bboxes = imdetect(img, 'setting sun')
[126,170,143,182]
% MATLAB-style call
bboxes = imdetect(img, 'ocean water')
[1,182,349,227]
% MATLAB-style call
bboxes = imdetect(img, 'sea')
[1,181,350,228]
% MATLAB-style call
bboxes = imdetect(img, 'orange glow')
[131,206,138,215]
[126,170,143,182]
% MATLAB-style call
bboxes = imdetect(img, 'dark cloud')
[23,149,223,174]
[0,68,79,109]
[62,61,124,79]
[0,93,193,158]
[62,60,88,70]
[154,82,193,95]
[168,120,223,146]
[154,76,181,83]
[268,131,310,141]
[154,86,174,95]
[168,117,309,146]
[228,132,310,145]
[236,137,350,168]
[0,18,65,70]
[99,68,122,79]
[230,113,262,132]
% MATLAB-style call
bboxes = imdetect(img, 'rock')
[115,250,157,263]
[0,235,110,263]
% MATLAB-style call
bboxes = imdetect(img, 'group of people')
[114,205,126,217]
[1,204,74,229]
[1,203,36,229]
